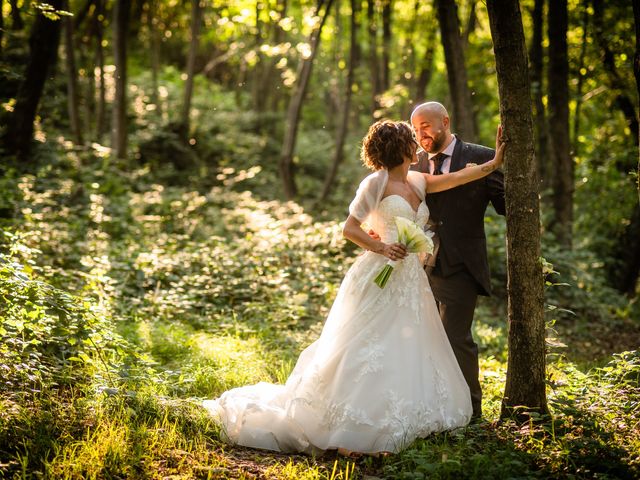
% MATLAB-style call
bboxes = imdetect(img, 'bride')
[203,120,505,455]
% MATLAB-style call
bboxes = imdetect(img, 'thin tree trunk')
[73,0,96,30]
[111,0,131,159]
[367,0,380,114]
[148,0,161,115]
[381,0,392,91]
[593,0,639,151]
[436,0,476,142]
[529,0,548,188]
[319,0,357,202]
[10,0,23,30]
[572,1,589,157]
[486,0,548,420]
[3,0,63,160]
[64,0,83,145]
[634,0,640,202]
[0,1,4,55]
[462,0,476,50]
[95,0,106,141]
[181,0,203,140]
[279,0,334,199]
[548,0,572,247]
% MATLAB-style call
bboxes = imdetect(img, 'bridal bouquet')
[373,216,434,288]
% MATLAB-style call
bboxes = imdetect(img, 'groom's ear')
[443,116,450,130]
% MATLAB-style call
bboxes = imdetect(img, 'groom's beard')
[421,131,447,154]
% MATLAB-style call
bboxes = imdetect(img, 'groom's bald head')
[410,102,452,154]
[410,102,449,124]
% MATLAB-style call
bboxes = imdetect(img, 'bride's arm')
[343,215,407,260]
[425,125,506,194]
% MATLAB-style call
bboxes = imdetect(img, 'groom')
[410,101,505,418]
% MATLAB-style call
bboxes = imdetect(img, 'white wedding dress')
[203,171,472,455]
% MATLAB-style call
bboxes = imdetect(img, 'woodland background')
[0,0,639,478]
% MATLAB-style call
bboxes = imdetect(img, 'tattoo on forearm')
[481,164,496,173]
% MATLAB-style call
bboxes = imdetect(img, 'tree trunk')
[3,0,63,160]
[64,0,83,145]
[367,0,380,114]
[10,0,23,30]
[414,12,437,106]
[593,0,639,152]
[279,0,334,199]
[462,0,477,50]
[95,0,107,141]
[635,0,640,202]
[604,0,640,297]
[319,0,357,202]
[571,1,589,158]
[0,1,4,55]
[548,0,572,247]
[181,0,203,140]
[436,0,476,142]
[529,0,548,188]
[148,0,161,115]
[381,0,392,91]
[486,0,548,420]
[111,0,131,159]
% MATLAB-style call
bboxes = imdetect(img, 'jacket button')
[438,220,444,226]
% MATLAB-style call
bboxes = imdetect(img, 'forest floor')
[1,150,639,479]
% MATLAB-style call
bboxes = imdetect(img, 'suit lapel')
[449,137,466,173]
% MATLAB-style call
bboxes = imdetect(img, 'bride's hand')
[380,242,407,261]
[492,124,506,168]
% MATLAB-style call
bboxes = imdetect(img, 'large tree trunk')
[181,0,203,140]
[436,0,476,142]
[64,0,83,145]
[548,0,572,247]
[367,0,381,114]
[380,0,392,91]
[529,0,548,188]
[279,0,334,199]
[486,0,548,420]
[319,0,357,202]
[3,0,63,160]
[111,0,131,159]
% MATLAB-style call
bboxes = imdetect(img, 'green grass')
[1,144,639,479]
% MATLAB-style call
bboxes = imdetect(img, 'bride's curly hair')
[361,120,417,171]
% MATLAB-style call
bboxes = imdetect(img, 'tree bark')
[319,0,357,202]
[380,0,392,91]
[64,0,83,145]
[111,0,131,159]
[279,0,334,199]
[3,0,63,160]
[529,0,548,188]
[10,0,23,30]
[486,0,548,420]
[548,0,572,247]
[436,0,476,142]
[181,0,203,140]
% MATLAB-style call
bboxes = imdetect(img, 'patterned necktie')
[431,153,447,175]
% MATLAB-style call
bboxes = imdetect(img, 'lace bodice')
[371,195,430,243]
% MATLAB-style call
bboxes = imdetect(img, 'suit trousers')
[428,269,482,417]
